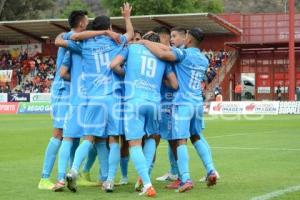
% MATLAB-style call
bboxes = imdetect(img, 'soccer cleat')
[166,179,181,189]
[116,177,129,186]
[138,186,156,197]
[177,180,193,193]
[199,170,220,182]
[66,170,78,193]
[102,180,114,192]
[206,170,217,187]
[156,172,178,181]
[38,178,55,190]
[134,177,143,192]
[52,181,65,192]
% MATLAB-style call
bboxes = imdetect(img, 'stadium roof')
[226,41,300,50]
[0,13,242,44]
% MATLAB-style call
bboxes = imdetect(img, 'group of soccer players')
[37,2,219,197]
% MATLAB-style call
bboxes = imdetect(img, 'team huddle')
[38,2,219,197]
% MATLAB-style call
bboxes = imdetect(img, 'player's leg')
[38,91,68,190]
[102,94,122,192]
[156,103,178,182]
[172,105,193,193]
[66,101,106,192]
[119,135,129,185]
[94,137,109,184]
[38,128,63,190]
[190,106,218,187]
[80,145,97,181]
[125,101,156,197]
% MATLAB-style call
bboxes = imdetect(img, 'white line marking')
[250,185,300,200]
[158,145,300,151]
[211,146,300,151]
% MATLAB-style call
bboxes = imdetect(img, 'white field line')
[158,145,300,151]
[250,185,300,200]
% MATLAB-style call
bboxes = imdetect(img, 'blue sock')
[193,137,215,174]
[41,137,61,178]
[107,143,120,181]
[168,144,178,176]
[69,138,80,168]
[95,141,109,182]
[120,156,129,178]
[57,140,72,181]
[177,144,190,183]
[130,146,151,185]
[83,146,97,173]
[71,140,93,172]
[143,138,156,176]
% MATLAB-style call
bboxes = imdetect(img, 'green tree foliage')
[60,0,96,18]
[102,0,224,16]
[0,0,53,20]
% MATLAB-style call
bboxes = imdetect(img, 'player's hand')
[107,30,122,44]
[121,2,132,19]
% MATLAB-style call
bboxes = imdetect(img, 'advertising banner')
[278,102,300,114]
[30,93,51,103]
[0,102,19,114]
[18,102,51,114]
[8,93,30,102]
[0,93,8,102]
[209,101,279,115]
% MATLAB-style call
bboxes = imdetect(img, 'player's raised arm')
[121,2,134,42]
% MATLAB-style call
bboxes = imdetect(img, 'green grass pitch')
[0,114,300,200]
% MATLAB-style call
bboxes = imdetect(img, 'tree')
[102,0,224,16]
[60,0,95,18]
[0,0,53,20]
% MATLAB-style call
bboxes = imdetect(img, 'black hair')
[68,10,88,28]
[142,32,160,43]
[153,26,171,35]
[188,27,204,44]
[92,15,111,30]
[134,29,143,35]
[171,27,187,35]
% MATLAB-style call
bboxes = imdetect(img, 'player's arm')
[121,2,134,42]
[138,40,177,62]
[164,72,178,90]
[70,30,122,44]
[110,55,125,77]
[60,51,71,81]
[55,32,68,48]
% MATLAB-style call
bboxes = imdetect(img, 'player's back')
[124,44,167,103]
[173,47,209,104]
[81,35,126,97]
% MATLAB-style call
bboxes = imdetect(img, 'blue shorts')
[63,105,86,138]
[172,103,204,140]
[51,89,70,129]
[159,102,173,140]
[84,94,121,138]
[124,99,159,141]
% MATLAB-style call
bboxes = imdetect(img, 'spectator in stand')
[0,86,3,93]
[234,81,242,101]
[4,84,10,93]
[215,91,223,102]
[276,85,282,101]
[296,86,300,101]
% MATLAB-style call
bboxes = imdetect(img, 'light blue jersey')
[120,44,171,103]
[120,44,171,140]
[50,32,73,129]
[66,35,127,137]
[67,35,127,98]
[170,47,208,139]
[171,47,209,104]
